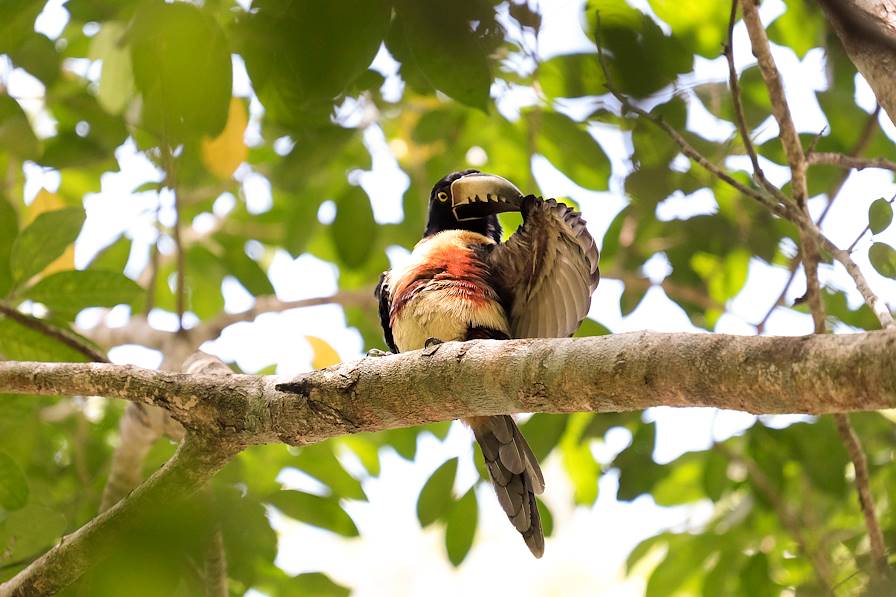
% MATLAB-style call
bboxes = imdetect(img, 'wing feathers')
[489,196,599,339]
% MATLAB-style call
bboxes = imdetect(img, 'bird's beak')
[450,173,523,221]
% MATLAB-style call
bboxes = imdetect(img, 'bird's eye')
[437,191,449,202]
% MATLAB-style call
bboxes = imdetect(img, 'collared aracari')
[375,170,600,557]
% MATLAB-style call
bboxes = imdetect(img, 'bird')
[375,169,600,557]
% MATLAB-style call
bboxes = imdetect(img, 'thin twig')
[757,107,880,332]
[191,289,375,346]
[808,152,896,172]
[724,0,778,199]
[0,303,108,363]
[740,0,809,207]
[717,444,836,592]
[847,192,896,253]
[593,20,790,219]
[816,230,896,329]
[834,413,889,577]
[738,3,892,585]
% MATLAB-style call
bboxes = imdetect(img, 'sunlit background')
[3,0,896,594]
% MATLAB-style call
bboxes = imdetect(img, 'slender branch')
[808,152,896,172]
[192,289,374,346]
[848,192,896,253]
[759,107,880,331]
[816,231,896,329]
[834,413,889,576]
[80,315,170,351]
[0,303,108,363]
[1,332,895,443]
[0,433,240,597]
[718,445,835,592]
[593,15,792,219]
[204,524,228,597]
[740,0,809,206]
[724,0,779,199]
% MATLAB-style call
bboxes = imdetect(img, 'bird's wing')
[488,196,599,338]
[375,271,399,353]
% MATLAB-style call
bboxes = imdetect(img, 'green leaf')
[574,318,611,337]
[218,235,275,296]
[393,1,492,110]
[701,449,728,501]
[266,490,359,537]
[444,487,477,566]
[0,452,28,511]
[539,53,606,99]
[238,0,390,124]
[89,21,136,114]
[739,553,775,597]
[417,457,458,527]
[869,198,893,235]
[0,0,43,54]
[869,242,896,279]
[536,498,554,537]
[768,0,825,58]
[560,413,600,505]
[615,422,666,501]
[536,111,610,190]
[648,0,730,58]
[24,270,141,315]
[0,195,17,296]
[130,2,232,142]
[88,235,133,272]
[9,207,85,287]
[293,443,366,500]
[0,317,88,362]
[0,95,40,160]
[0,503,66,563]
[288,573,351,597]
[332,186,377,270]
[9,33,60,86]
[652,454,705,506]
[520,414,568,462]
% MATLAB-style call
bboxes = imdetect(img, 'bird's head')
[424,169,523,242]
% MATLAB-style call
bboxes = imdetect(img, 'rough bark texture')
[1,332,894,447]
[818,0,896,124]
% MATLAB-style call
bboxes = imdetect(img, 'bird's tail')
[467,415,545,557]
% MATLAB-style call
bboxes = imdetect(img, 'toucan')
[375,170,600,557]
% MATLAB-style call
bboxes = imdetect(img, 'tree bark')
[818,0,896,124]
[0,332,894,446]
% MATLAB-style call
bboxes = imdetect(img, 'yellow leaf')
[200,97,248,180]
[306,335,341,369]
[26,189,75,275]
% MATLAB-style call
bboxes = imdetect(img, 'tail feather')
[469,415,545,558]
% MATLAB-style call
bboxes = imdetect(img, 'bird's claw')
[366,348,392,358]
[423,337,444,356]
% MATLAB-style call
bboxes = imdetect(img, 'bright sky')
[4,0,896,594]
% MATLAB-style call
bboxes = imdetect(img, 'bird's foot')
[366,348,392,358]
[424,337,444,348]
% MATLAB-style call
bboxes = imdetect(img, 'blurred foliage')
[0,0,895,594]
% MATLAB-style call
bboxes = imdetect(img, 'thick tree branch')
[817,0,896,124]
[1,333,895,445]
